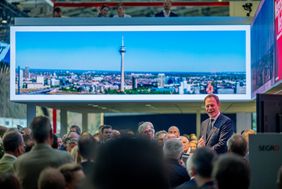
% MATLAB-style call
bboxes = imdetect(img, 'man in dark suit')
[14,116,73,189]
[155,0,178,17]
[198,94,233,154]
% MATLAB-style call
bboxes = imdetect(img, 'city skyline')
[15,28,247,73]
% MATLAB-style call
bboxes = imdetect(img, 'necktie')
[206,119,214,138]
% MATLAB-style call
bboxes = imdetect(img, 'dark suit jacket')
[200,113,233,154]
[175,178,197,189]
[166,158,190,188]
[14,143,73,189]
[155,10,178,17]
[81,160,95,177]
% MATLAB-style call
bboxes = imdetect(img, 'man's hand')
[197,137,206,148]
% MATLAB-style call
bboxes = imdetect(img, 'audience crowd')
[0,113,280,189]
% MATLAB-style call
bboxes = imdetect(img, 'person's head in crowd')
[69,125,81,135]
[212,154,250,189]
[241,129,256,144]
[0,173,21,189]
[117,3,125,17]
[22,127,32,136]
[163,138,183,160]
[51,133,59,149]
[190,147,217,188]
[164,133,177,142]
[119,129,135,137]
[53,7,62,17]
[188,134,198,153]
[204,94,220,119]
[59,163,85,189]
[65,131,80,152]
[138,121,155,140]
[2,130,25,157]
[59,134,69,151]
[111,129,120,139]
[180,136,190,153]
[66,139,78,153]
[155,130,167,146]
[78,133,97,161]
[23,133,34,152]
[30,116,52,144]
[98,4,109,17]
[168,126,180,138]
[93,136,169,189]
[277,166,282,189]
[57,137,63,148]
[227,134,247,157]
[38,167,66,189]
[114,3,131,18]
[164,0,172,13]
[100,125,113,142]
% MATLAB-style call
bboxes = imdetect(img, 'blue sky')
[16,30,246,72]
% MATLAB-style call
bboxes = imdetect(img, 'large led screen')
[251,0,276,97]
[275,0,282,81]
[10,25,251,102]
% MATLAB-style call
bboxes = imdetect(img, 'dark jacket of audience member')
[14,116,73,189]
[163,138,190,188]
[93,136,170,189]
[175,154,198,189]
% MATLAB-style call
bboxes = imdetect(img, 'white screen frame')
[10,25,251,102]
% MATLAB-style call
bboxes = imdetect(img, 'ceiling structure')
[34,101,256,114]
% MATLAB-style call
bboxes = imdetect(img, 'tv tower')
[119,35,126,92]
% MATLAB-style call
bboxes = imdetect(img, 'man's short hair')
[78,134,97,160]
[204,94,220,105]
[101,125,112,134]
[212,154,250,189]
[191,147,217,178]
[38,167,66,189]
[30,116,52,143]
[227,134,247,157]
[2,131,23,153]
[59,163,83,184]
[163,138,183,159]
